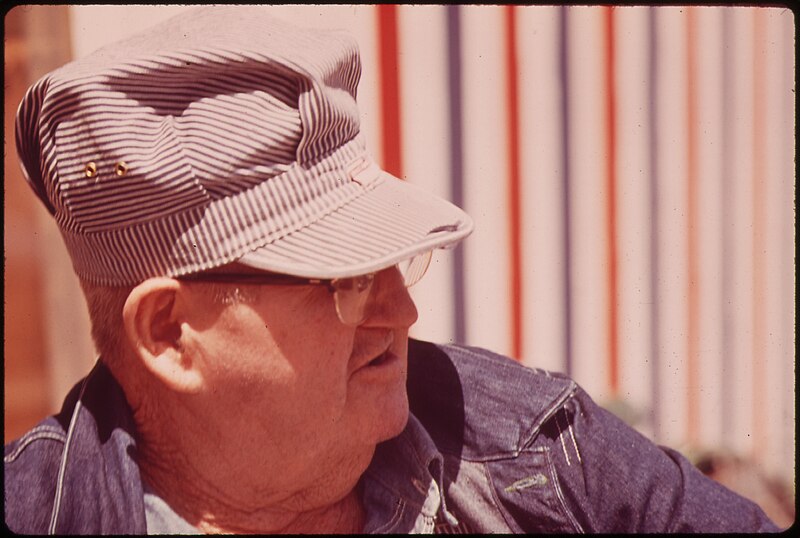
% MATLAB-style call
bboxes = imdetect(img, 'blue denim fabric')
[361,413,462,533]
[4,362,146,534]
[4,340,781,534]
[406,340,781,533]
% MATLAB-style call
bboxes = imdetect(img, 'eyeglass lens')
[333,250,433,325]
[398,250,433,287]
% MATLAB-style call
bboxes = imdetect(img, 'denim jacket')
[4,339,779,533]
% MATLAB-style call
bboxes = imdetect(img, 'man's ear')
[122,278,203,393]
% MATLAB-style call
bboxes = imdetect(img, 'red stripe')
[376,5,403,179]
[504,6,523,361]
[685,8,700,446]
[603,7,620,395]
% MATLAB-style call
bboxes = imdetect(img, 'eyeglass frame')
[176,250,433,326]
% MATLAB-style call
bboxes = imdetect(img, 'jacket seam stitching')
[48,372,93,535]
[370,499,406,533]
[519,387,579,450]
[544,446,586,533]
[480,459,523,533]
[4,429,66,463]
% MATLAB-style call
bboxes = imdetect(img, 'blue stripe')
[447,6,467,345]
[558,7,574,377]
[647,7,662,442]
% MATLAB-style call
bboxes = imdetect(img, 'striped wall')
[34,3,797,495]
[366,5,793,485]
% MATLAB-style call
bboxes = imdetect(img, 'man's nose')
[360,266,419,328]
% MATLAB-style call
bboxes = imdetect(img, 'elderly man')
[4,6,779,534]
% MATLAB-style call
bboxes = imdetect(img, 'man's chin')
[375,389,410,443]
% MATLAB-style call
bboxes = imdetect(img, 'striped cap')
[15,6,473,286]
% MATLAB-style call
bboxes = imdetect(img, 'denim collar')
[47,360,147,534]
[361,413,459,533]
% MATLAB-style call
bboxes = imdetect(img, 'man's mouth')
[351,333,396,372]
[367,350,393,367]
[352,348,401,377]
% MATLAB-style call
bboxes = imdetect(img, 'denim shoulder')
[4,417,68,534]
[407,339,579,458]
[405,340,779,533]
[407,339,588,532]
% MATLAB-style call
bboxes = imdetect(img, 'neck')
[139,450,366,534]
[133,404,370,534]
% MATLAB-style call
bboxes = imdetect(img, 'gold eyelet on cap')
[114,161,129,177]
[84,162,98,178]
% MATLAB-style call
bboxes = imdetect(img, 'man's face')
[180,264,418,491]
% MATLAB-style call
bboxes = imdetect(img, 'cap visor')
[237,172,473,278]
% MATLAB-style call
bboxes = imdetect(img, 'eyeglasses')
[178,250,433,326]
